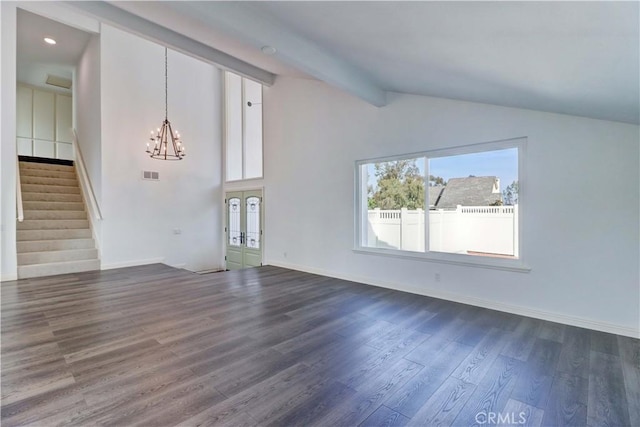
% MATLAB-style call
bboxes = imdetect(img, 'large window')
[356,138,525,270]
[225,72,263,181]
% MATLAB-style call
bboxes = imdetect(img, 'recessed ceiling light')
[44,37,56,45]
[261,46,276,55]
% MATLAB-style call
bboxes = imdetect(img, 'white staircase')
[17,159,99,279]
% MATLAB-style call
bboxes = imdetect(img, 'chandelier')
[146,47,185,160]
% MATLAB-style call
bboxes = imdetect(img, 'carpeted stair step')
[17,259,100,279]
[21,184,81,195]
[19,168,77,180]
[19,161,74,172]
[18,238,95,253]
[22,192,83,202]
[20,176,79,187]
[23,201,84,211]
[23,210,88,220]
[17,219,90,230]
[18,248,98,265]
[17,229,92,241]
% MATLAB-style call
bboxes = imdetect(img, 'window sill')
[225,176,264,184]
[352,247,531,272]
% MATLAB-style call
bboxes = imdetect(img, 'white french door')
[225,190,263,270]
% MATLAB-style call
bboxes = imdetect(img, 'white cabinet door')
[34,140,55,158]
[17,138,33,156]
[56,94,73,143]
[56,142,74,160]
[33,91,55,141]
[17,86,33,138]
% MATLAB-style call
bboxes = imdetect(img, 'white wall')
[75,33,102,203]
[263,77,640,337]
[99,25,223,272]
[74,32,103,248]
[1,3,18,281]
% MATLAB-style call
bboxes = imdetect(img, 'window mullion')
[424,155,429,254]
[241,78,246,180]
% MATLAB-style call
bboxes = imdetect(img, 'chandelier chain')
[164,47,168,121]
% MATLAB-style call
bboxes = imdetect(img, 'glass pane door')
[225,190,263,270]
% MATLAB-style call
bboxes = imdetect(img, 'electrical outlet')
[283,252,287,258]
[173,229,182,235]
[435,273,441,282]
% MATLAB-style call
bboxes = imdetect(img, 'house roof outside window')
[433,176,502,209]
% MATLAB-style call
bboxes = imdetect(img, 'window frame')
[354,137,529,272]
[223,71,264,183]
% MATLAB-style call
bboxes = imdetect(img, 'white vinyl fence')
[367,205,519,257]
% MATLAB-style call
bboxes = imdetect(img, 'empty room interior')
[1,1,639,426]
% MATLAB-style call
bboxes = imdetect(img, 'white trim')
[224,177,266,188]
[266,260,640,339]
[100,257,164,270]
[16,157,23,222]
[353,248,530,272]
[355,136,527,166]
[1,274,19,282]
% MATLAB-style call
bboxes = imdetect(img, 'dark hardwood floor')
[1,264,638,426]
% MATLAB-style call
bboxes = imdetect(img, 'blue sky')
[367,147,518,192]
[429,148,518,188]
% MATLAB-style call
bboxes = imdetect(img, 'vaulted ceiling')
[73,1,640,124]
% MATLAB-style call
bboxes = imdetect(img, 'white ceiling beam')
[18,1,100,34]
[64,1,275,86]
[165,2,387,107]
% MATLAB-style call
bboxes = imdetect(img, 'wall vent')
[45,75,72,90]
[142,171,160,181]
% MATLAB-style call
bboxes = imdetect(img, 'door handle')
[240,231,245,245]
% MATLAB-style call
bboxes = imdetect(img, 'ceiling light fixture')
[261,46,276,55]
[147,47,185,160]
[44,37,56,45]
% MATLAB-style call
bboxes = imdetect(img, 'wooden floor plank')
[1,264,638,426]
[409,376,476,426]
[558,326,591,379]
[384,341,472,418]
[451,327,511,385]
[264,380,355,427]
[501,398,544,426]
[509,338,562,409]
[359,405,410,427]
[451,355,523,426]
[587,351,631,427]
[618,336,640,427]
[541,373,588,427]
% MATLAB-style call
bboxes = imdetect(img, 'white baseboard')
[267,260,640,339]
[101,257,165,270]
[1,273,18,282]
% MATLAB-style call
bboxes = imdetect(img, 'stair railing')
[72,129,103,221]
[16,157,24,222]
